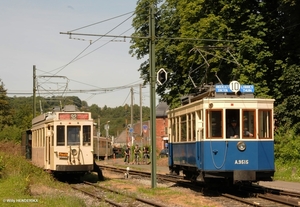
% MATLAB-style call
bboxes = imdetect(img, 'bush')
[0,125,23,142]
[274,126,300,163]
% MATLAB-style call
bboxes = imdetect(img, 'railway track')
[70,181,171,207]
[98,164,300,207]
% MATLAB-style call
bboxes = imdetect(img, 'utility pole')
[149,3,157,188]
[97,115,100,161]
[140,84,143,146]
[33,65,36,118]
[105,121,110,160]
[130,87,134,145]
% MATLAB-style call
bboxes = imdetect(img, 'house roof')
[156,102,169,118]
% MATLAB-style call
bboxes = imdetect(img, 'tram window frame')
[242,110,256,139]
[196,110,204,140]
[37,129,40,147]
[258,109,273,139]
[83,125,91,146]
[206,110,223,139]
[56,125,65,146]
[32,131,36,147]
[42,128,45,147]
[175,117,179,142]
[170,118,176,143]
[67,126,80,145]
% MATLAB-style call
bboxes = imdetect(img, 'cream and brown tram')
[28,105,94,174]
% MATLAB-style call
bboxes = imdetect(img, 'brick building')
[115,102,169,152]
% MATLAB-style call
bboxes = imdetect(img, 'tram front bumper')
[56,164,93,172]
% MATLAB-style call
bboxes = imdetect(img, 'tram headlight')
[71,149,78,156]
[237,141,246,151]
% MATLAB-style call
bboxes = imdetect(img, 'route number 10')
[229,81,241,92]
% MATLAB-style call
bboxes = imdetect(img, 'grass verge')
[0,151,94,207]
[274,160,300,182]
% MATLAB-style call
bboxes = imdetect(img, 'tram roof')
[180,84,274,106]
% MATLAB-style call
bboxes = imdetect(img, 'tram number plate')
[59,152,68,159]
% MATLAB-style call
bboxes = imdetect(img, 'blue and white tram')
[167,82,275,183]
[30,105,94,174]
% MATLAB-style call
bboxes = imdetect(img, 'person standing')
[124,145,130,163]
[142,146,150,164]
[134,144,141,164]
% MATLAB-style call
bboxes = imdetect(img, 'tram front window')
[67,126,80,145]
[57,126,65,146]
[242,110,255,138]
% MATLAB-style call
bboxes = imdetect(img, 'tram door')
[197,110,204,169]
[45,125,53,170]
[49,126,54,169]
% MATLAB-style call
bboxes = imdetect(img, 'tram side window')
[57,126,65,146]
[67,126,80,145]
[258,110,272,139]
[207,110,222,138]
[180,115,187,141]
[83,125,91,146]
[100,140,105,148]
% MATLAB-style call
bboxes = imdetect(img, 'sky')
[0,0,153,108]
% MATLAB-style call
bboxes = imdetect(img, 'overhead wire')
[121,90,131,106]
[42,12,135,77]
[36,11,139,104]
[68,11,134,32]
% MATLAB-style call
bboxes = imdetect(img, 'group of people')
[124,144,150,164]
[123,119,251,164]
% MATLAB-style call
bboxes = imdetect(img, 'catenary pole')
[33,65,36,118]
[149,3,157,188]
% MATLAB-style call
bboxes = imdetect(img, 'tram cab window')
[57,126,65,146]
[83,125,91,146]
[226,109,240,139]
[207,110,222,138]
[67,126,80,145]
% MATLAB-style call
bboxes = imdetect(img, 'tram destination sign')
[215,84,254,93]
[59,113,89,120]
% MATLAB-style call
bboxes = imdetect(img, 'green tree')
[132,0,300,133]
[0,80,15,141]
[275,65,300,130]
[131,0,283,108]
[0,80,13,131]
